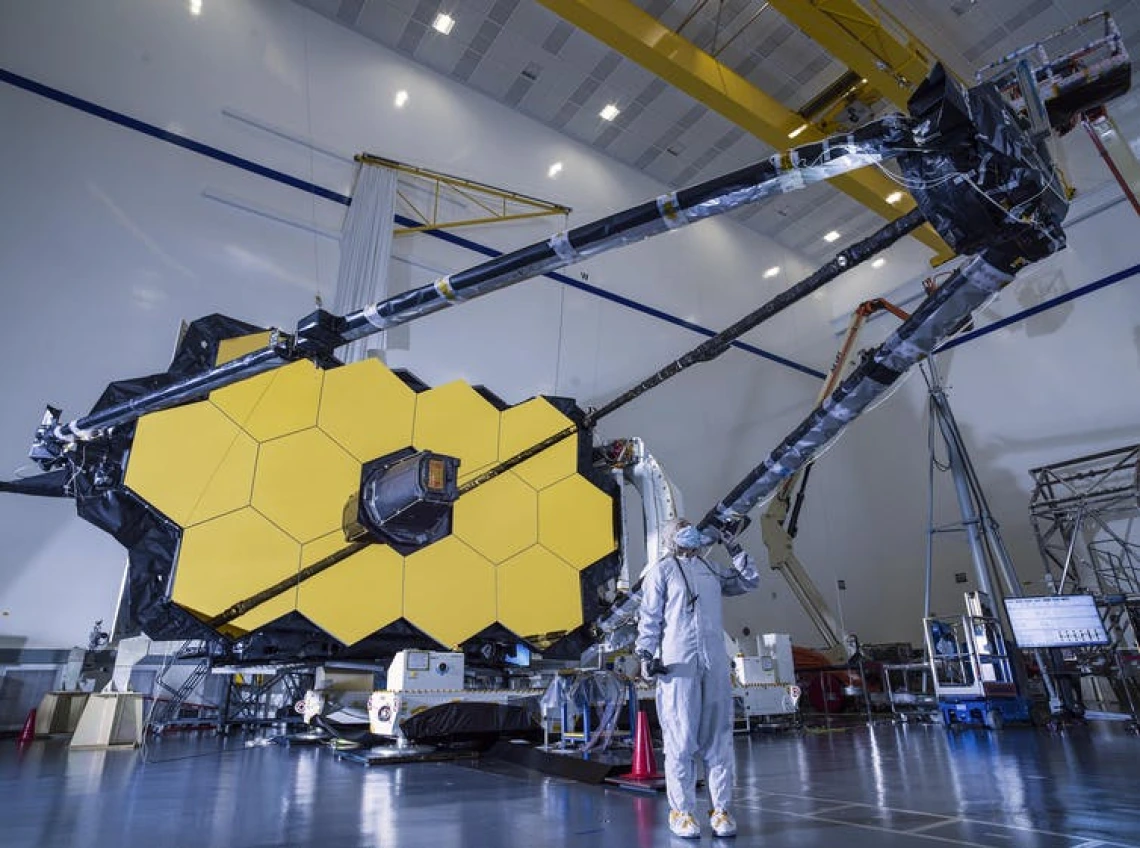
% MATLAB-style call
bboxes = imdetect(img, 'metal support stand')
[217,665,313,734]
[854,650,874,727]
[1111,651,1140,731]
[922,360,1059,722]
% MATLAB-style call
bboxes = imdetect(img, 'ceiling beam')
[767,0,932,112]
[535,0,952,262]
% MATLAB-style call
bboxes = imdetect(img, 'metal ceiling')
[293,0,1140,264]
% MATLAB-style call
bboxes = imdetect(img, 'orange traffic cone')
[622,710,661,779]
[17,709,36,746]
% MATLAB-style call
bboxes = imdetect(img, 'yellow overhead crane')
[766,0,933,112]
[535,0,955,263]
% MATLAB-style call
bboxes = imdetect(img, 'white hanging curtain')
[334,162,398,363]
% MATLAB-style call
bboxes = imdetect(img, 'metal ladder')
[148,640,211,732]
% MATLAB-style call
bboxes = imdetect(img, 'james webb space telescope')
[22,339,623,661]
[2,24,1130,665]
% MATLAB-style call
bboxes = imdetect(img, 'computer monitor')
[1004,595,1110,649]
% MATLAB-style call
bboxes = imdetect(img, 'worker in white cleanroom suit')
[636,517,760,839]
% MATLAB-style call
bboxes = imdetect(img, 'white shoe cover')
[710,808,737,837]
[669,810,700,839]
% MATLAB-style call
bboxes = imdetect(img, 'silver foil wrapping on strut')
[705,255,1016,525]
[549,231,580,262]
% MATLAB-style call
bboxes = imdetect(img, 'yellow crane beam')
[535,0,952,262]
[768,0,932,112]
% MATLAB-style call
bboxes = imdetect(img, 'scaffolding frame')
[1029,444,1140,598]
[1028,444,1140,721]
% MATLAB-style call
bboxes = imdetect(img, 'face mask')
[673,525,712,550]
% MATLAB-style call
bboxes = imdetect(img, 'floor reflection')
[2,722,1139,848]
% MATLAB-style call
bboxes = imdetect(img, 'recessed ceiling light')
[885,191,903,204]
[871,257,886,268]
[394,90,409,108]
[787,123,808,139]
[600,103,620,122]
[823,230,840,243]
[189,0,201,15]
[548,161,563,178]
[432,13,456,35]
[763,266,781,278]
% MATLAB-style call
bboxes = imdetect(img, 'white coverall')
[635,551,760,814]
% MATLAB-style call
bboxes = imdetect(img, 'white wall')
[1,0,1137,652]
[0,0,824,648]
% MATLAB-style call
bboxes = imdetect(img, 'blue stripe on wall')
[0,67,826,379]
[936,261,1140,353]
[0,69,352,205]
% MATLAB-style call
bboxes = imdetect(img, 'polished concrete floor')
[3,722,1139,848]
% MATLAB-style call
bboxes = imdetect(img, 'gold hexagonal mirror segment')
[171,507,301,634]
[413,381,501,485]
[124,401,257,527]
[497,546,582,643]
[404,536,496,648]
[251,428,361,544]
[296,531,405,646]
[453,471,537,563]
[497,397,579,490]
[538,475,617,570]
[210,359,322,442]
[318,359,418,462]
